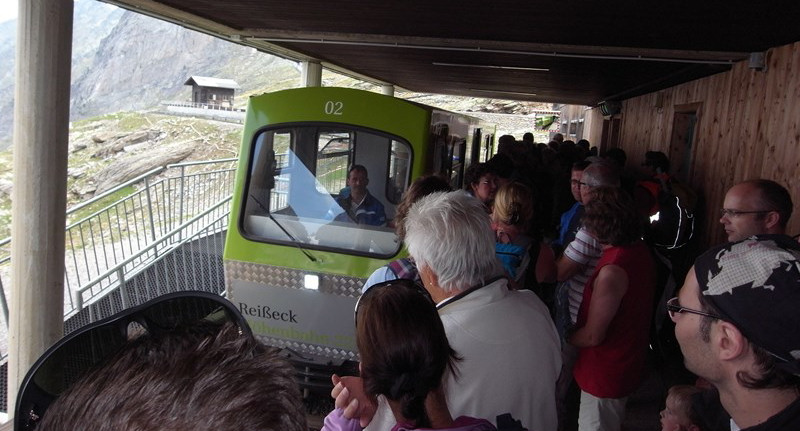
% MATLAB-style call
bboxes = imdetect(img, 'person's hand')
[331,374,377,427]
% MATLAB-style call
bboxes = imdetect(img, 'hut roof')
[184,76,240,89]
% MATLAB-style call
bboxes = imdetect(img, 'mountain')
[69,10,299,119]
[0,1,552,150]
[0,1,123,146]
[0,0,299,149]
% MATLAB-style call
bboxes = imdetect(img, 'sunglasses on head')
[15,291,251,431]
[354,278,433,328]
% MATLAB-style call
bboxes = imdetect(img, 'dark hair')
[348,164,368,177]
[487,153,515,179]
[394,175,452,239]
[697,292,800,391]
[498,134,517,145]
[572,160,591,172]
[666,385,704,429]
[463,162,497,190]
[746,179,793,228]
[603,148,626,168]
[36,322,307,431]
[357,282,459,428]
[644,151,670,173]
[582,186,642,245]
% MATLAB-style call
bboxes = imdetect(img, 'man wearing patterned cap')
[670,234,800,430]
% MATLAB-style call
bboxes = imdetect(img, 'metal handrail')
[0,158,238,333]
[73,197,231,312]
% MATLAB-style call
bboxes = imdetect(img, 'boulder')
[93,142,195,193]
[109,130,158,153]
[91,131,126,143]
[71,142,88,153]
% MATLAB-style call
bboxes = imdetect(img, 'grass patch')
[67,185,137,225]
[117,112,150,131]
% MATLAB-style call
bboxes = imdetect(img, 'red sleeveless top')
[573,241,656,398]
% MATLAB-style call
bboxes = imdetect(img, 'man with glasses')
[669,235,800,430]
[552,160,592,255]
[554,161,620,430]
[720,179,792,242]
[557,161,621,329]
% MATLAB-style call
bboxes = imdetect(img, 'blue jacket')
[554,202,583,249]
[334,191,386,226]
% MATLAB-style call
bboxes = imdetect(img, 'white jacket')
[367,278,561,431]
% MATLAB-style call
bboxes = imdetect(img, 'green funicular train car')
[224,87,494,392]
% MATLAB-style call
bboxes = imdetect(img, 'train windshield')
[241,124,412,258]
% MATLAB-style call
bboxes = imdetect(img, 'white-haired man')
[671,235,800,430]
[332,191,561,431]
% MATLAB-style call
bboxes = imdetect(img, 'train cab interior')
[241,124,411,258]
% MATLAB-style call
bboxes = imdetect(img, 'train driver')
[331,165,386,226]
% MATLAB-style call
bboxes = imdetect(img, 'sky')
[0,1,17,24]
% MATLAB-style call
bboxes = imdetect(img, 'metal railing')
[0,158,238,359]
[162,101,245,112]
[73,197,231,322]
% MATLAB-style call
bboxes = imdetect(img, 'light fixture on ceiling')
[433,62,549,72]
[469,88,538,97]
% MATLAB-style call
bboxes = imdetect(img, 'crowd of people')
[16,133,800,431]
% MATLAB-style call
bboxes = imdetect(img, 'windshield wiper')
[249,194,318,262]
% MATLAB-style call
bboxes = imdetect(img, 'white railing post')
[144,176,158,243]
[118,268,128,309]
[178,165,186,241]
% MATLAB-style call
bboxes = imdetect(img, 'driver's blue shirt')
[332,191,386,226]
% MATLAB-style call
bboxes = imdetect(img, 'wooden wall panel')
[612,41,800,249]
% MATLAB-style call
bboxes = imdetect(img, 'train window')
[386,140,411,204]
[241,125,407,258]
[316,130,353,194]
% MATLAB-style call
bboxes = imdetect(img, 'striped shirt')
[562,227,602,324]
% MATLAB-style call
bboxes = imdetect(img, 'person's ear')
[716,321,748,361]
[764,211,781,230]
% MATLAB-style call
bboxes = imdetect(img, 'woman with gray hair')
[333,191,561,431]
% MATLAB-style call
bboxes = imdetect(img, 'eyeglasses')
[354,278,433,328]
[666,297,722,321]
[578,181,592,188]
[15,291,250,431]
[720,209,773,218]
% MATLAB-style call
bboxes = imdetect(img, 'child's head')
[660,385,703,431]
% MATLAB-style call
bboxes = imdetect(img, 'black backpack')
[643,176,696,250]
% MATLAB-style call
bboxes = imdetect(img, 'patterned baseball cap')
[694,234,800,376]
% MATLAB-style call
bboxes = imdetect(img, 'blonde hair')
[492,182,534,230]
